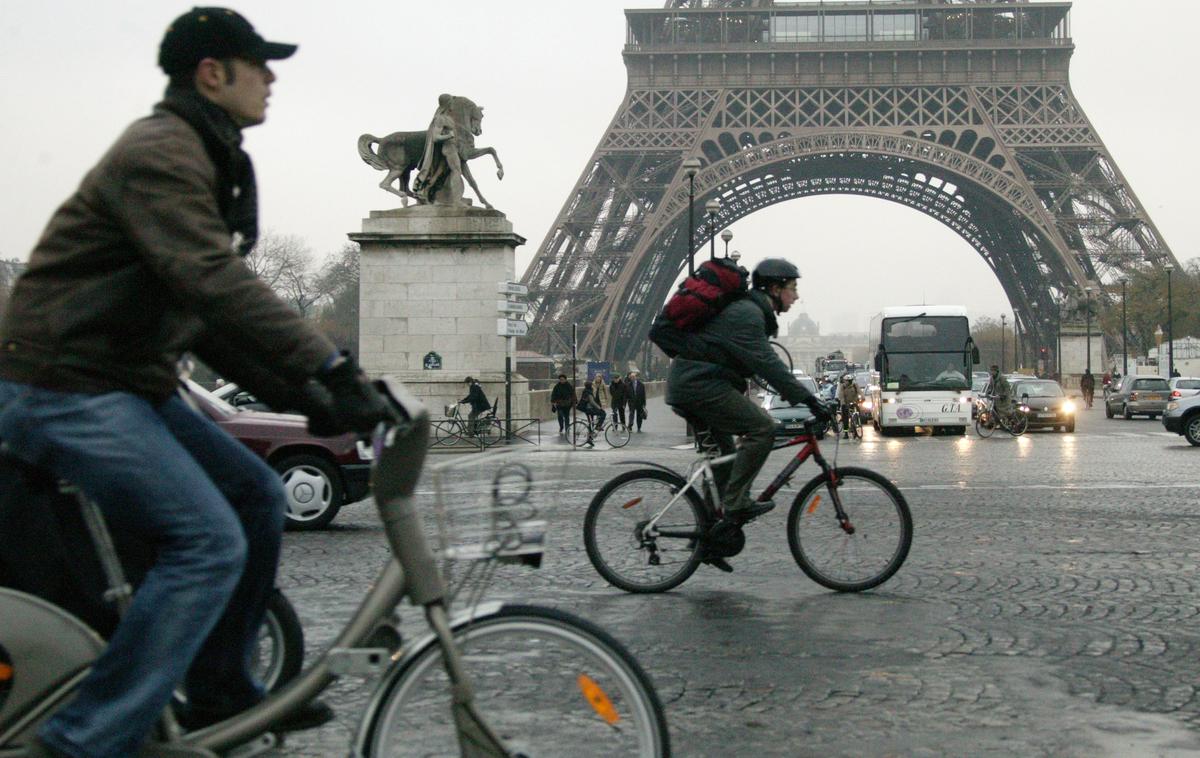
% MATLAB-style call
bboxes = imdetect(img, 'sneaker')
[702,557,734,573]
[726,498,776,523]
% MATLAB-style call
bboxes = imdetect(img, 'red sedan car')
[185,381,371,530]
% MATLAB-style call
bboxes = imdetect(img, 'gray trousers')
[673,386,775,513]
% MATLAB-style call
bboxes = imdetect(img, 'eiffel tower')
[521,0,1178,364]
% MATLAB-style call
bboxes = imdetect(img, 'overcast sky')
[2,1,1196,335]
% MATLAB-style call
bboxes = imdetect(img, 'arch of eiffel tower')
[521,0,1178,364]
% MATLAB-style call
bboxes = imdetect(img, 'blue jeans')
[0,380,286,758]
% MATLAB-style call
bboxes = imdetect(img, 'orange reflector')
[0,663,12,681]
[621,497,643,510]
[807,494,821,514]
[578,673,620,725]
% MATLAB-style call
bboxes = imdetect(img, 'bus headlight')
[1062,400,1075,414]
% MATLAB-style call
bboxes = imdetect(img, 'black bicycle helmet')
[751,258,801,290]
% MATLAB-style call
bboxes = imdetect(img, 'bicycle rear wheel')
[787,467,912,592]
[584,469,706,593]
[361,605,670,757]
[605,421,632,448]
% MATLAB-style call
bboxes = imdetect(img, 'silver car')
[1169,377,1200,400]
[1163,392,1200,446]
[1104,375,1170,420]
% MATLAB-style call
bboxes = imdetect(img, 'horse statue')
[357,95,504,209]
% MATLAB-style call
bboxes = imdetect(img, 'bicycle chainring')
[704,519,746,558]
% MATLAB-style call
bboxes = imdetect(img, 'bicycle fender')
[613,460,682,478]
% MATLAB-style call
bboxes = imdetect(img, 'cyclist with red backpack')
[664,259,831,543]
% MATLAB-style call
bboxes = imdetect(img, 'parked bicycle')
[583,415,912,594]
[975,394,1029,437]
[435,398,501,446]
[570,414,632,449]
[1,378,670,757]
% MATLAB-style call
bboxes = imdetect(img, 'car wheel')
[1184,414,1200,447]
[1122,404,1133,420]
[275,454,343,531]
[1065,421,1075,433]
[1105,403,1114,419]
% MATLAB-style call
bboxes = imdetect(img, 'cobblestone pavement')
[275,398,1200,756]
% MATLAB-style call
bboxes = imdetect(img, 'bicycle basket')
[423,451,569,605]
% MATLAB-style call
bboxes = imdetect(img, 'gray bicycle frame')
[0,377,512,756]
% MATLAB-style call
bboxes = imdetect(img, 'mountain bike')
[1,378,670,757]
[583,415,912,594]
[974,395,1029,437]
[570,413,631,449]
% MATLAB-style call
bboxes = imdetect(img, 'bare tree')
[244,232,325,316]
[313,243,360,351]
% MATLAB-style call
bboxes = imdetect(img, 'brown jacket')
[0,106,334,400]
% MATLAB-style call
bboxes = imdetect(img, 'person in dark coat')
[610,376,627,427]
[0,9,384,753]
[626,371,648,432]
[460,376,491,434]
[1080,369,1095,409]
[549,374,576,434]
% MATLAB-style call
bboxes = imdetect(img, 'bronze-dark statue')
[357,94,504,209]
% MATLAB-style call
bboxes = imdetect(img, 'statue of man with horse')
[357,94,503,209]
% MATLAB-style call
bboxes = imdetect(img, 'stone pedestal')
[1060,324,1105,377]
[350,206,530,420]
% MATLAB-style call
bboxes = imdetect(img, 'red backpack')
[648,258,749,358]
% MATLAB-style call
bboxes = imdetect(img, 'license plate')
[1038,412,1056,418]
[785,423,804,429]
[1145,394,1161,400]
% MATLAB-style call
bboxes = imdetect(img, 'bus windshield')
[880,315,971,391]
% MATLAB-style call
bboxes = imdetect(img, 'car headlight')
[1061,400,1075,414]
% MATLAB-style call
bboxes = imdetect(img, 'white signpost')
[497,281,530,439]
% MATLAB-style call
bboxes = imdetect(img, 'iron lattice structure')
[522,0,1178,362]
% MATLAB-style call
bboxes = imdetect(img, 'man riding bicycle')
[0,9,389,757]
[835,373,861,439]
[666,258,831,567]
[985,364,1014,419]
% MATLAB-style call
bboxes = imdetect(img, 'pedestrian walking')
[610,375,627,427]
[626,370,648,432]
[549,374,575,435]
[1080,369,1095,409]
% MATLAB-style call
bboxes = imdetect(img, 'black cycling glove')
[316,352,391,434]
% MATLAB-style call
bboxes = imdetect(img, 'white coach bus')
[869,305,980,436]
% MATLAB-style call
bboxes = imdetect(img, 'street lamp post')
[1055,301,1064,380]
[720,229,733,259]
[1120,278,1129,376]
[1154,325,1164,375]
[1085,286,1095,374]
[1000,314,1007,372]
[705,198,722,263]
[1165,263,1175,377]
[682,158,701,277]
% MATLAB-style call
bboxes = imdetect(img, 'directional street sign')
[497,318,528,337]
[496,300,530,315]
[497,281,529,297]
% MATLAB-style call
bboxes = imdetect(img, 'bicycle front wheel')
[975,412,996,438]
[1008,412,1029,436]
[584,469,706,593]
[787,467,912,592]
[605,421,632,448]
[569,420,592,447]
[361,605,670,757]
[850,413,863,440]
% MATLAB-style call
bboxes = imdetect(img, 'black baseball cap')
[158,7,297,75]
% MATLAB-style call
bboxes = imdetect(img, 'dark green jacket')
[666,290,813,407]
[0,105,334,401]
